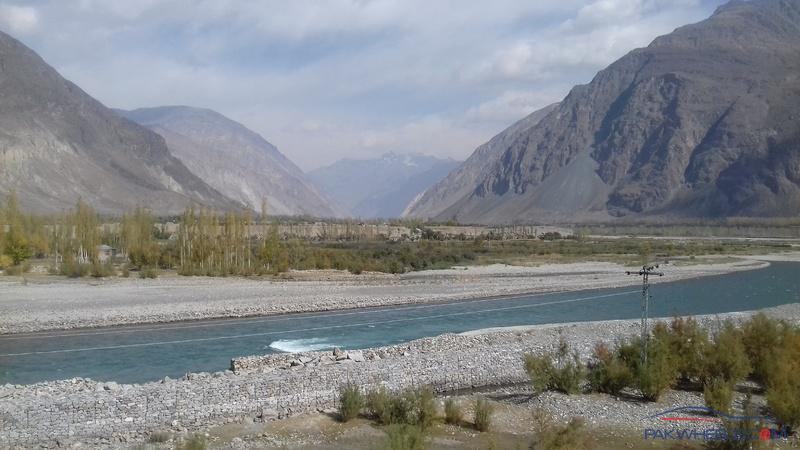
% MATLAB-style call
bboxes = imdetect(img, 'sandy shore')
[0,255,794,334]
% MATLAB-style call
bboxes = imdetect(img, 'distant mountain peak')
[119,106,342,218]
[309,153,460,218]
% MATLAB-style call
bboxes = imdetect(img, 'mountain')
[308,152,460,218]
[117,106,341,218]
[404,0,800,223]
[402,103,558,219]
[0,30,233,215]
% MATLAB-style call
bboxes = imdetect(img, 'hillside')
[405,0,800,223]
[0,31,233,214]
[119,106,341,218]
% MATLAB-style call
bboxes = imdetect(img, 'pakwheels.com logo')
[643,406,789,442]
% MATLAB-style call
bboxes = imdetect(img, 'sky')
[0,0,725,170]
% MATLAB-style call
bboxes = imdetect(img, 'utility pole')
[626,264,664,364]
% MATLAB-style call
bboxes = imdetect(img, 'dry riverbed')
[0,255,790,334]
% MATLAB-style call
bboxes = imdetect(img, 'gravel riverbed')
[0,258,776,334]
[2,302,798,448]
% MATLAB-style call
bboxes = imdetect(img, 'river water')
[1,262,798,385]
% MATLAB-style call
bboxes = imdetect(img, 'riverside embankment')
[2,302,799,449]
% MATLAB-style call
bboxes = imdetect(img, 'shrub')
[587,342,633,395]
[120,264,130,278]
[3,264,24,276]
[624,332,677,402]
[703,377,734,413]
[524,353,554,394]
[531,409,591,450]
[524,338,585,395]
[60,259,90,278]
[176,434,207,450]
[0,254,13,269]
[473,397,494,432]
[444,398,463,425]
[90,261,114,278]
[367,387,394,425]
[741,313,782,383]
[702,322,750,385]
[148,430,172,443]
[389,391,416,425]
[412,386,437,430]
[383,425,426,450]
[667,316,709,381]
[551,339,585,395]
[338,383,364,422]
[139,266,158,279]
[765,328,800,429]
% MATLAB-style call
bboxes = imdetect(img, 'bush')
[413,386,437,430]
[90,261,114,278]
[3,264,25,276]
[524,338,585,395]
[667,316,709,381]
[741,313,782,383]
[765,328,800,429]
[524,353,554,394]
[338,383,364,422]
[121,264,130,278]
[473,397,494,432]
[139,266,158,279]
[551,340,585,395]
[531,409,591,450]
[444,398,463,425]
[702,322,750,385]
[383,425,426,450]
[0,254,13,269]
[60,259,90,278]
[623,331,677,402]
[367,387,394,425]
[367,387,434,427]
[176,434,207,450]
[703,377,734,413]
[148,430,172,443]
[587,342,633,395]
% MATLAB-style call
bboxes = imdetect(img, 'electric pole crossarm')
[626,264,664,365]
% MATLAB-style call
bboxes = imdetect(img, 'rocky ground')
[0,256,782,334]
[3,302,798,449]
[120,302,800,449]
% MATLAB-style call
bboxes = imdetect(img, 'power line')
[626,264,663,364]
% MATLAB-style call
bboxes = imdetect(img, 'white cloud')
[0,4,39,34]
[5,0,724,170]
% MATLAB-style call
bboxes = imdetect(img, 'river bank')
[2,302,798,448]
[0,255,787,334]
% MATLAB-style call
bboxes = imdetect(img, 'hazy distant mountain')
[118,106,341,218]
[0,31,232,214]
[403,103,558,219]
[309,152,459,218]
[405,0,800,223]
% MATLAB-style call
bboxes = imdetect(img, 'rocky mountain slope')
[308,152,459,218]
[0,31,233,215]
[405,0,800,223]
[402,103,558,219]
[118,106,341,218]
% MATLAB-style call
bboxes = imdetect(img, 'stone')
[332,347,344,357]
[347,350,365,362]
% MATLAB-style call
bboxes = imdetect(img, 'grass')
[338,383,364,422]
[473,397,494,432]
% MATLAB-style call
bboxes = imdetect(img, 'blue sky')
[0,0,725,170]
